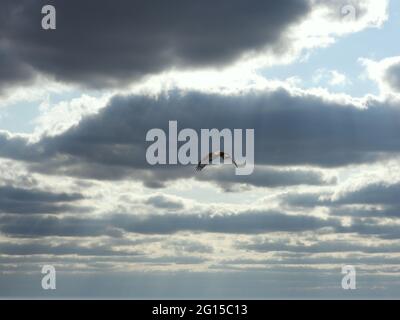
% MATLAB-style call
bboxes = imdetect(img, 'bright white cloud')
[360,56,400,97]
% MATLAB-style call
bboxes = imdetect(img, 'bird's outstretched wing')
[196,152,213,171]
[196,162,207,171]
[231,159,238,168]
[222,152,238,168]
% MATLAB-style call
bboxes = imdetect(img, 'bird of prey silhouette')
[196,151,238,171]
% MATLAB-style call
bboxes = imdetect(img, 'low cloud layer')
[0,210,339,237]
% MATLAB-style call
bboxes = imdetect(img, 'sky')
[1,0,400,299]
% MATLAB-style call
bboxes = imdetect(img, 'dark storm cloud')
[384,62,400,93]
[1,89,400,188]
[0,0,310,89]
[0,210,339,237]
[0,185,84,214]
[0,48,35,93]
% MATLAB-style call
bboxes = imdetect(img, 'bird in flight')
[196,151,238,171]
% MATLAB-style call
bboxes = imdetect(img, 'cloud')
[0,48,36,94]
[114,211,337,234]
[0,0,310,90]
[1,89,400,190]
[384,61,400,94]
[281,181,400,208]
[0,0,389,93]
[338,219,400,240]
[0,215,122,238]
[279,181,400,222]
[335,182,400,205]
[221,255,400,267]
[0,210,339,237]
[164,239,214,254]
[361,56,400,96]
[0,242,139,257]
[197,166,336,191]
[0,0,398,299]
[145,194,184,210]
[313,69,350,86]
[240,239,400,254]
[279,192,326,208]
[0,185,84,214]
[330,206,400,218]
